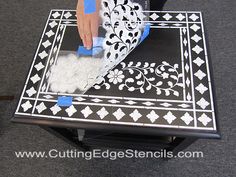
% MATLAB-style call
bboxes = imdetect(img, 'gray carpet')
[0,0,235,176]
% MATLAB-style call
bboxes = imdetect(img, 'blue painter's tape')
[57,96,73,107]
[84,0,96,14]
[140,24,151,43]
[77,46,93,56]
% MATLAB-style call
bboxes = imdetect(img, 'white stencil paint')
[48,53,103,93]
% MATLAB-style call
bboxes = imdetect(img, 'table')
[12,8,220,152]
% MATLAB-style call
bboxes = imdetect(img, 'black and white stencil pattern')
[99,0,145,78]
[15,7,217,132]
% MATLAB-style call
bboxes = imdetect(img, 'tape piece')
[57,96,73,107]
[77,46,93,56]
[139,24,151,43]
[84,0,96,14]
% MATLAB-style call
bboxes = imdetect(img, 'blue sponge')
[77,37,104,57]
[77,46,93,56]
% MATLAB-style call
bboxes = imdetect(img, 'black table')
[12,8,220,152]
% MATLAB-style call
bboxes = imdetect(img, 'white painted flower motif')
[107,69,125,84]
[161,72,169,79]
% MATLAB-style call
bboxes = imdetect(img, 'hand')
[76,0,100,49]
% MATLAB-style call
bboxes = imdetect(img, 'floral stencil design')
[94,61,183,96]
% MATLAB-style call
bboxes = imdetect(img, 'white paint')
[48,53,103,93]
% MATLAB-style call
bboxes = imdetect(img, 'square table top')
[12,9,220,138]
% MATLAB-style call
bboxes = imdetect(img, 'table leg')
[168,137,197,155]
[40,126,90,151]
[0,95,14,101]
[77,129,85,141]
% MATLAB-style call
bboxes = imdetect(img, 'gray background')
[0,0,235,176]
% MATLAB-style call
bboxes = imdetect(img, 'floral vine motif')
[94,61,183,97]
[100,0,145,75]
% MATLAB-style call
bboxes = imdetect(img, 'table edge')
[11,115,221,139]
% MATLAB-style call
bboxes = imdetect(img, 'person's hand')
[76,0,100,49]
